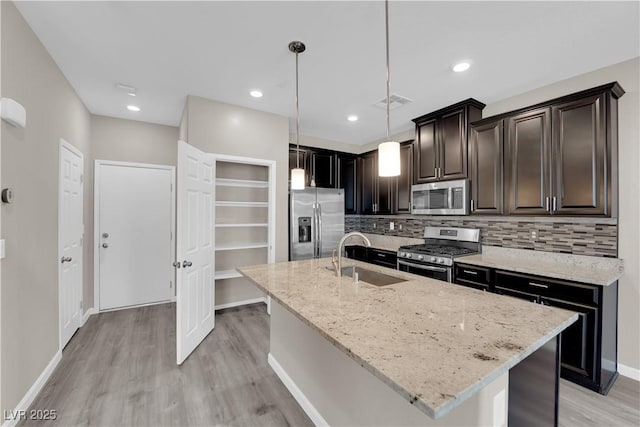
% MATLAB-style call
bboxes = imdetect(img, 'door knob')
[102,243,109,248]
[172,261,181,269]
[183,260,193,268]
[102,233,109,239]
[60,256,72,263]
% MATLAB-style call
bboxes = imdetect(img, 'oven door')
[397,259,451,282]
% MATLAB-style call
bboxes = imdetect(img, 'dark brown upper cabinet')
[359,150,395,215]
[412,99,485,183]
[337,154,358,214]
[310,151,337,188]
[396,141,414,213]
[506,108,552,215]
[498,82,624,217]
[469,120,504,215]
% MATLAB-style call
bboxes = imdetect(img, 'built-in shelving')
[216,178,269,188]
[214,269,243,280]
[215,201,269,208]
[215,223,268,228]
[215,242,269,251]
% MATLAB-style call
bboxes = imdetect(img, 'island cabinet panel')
[311,151,337,188]
[337,154,358,214]
[412,99,485,184]
[469,120,504,214]
[505,108,552,215]
[552,93,607,215]
[396,141,414,213]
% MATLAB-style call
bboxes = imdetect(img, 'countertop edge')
[239,265,579,420]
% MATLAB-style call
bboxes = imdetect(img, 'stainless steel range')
[397,227,481,282]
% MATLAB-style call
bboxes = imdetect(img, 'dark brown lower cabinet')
[455,264,618,394]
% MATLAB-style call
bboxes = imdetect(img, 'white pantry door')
[59,140,83,349]
[97,163,173,310]
[176,141,215,365]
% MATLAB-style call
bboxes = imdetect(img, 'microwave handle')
[448,187,454,209]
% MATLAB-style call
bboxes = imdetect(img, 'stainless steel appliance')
[397,226,480,282]
[289,188,345,260]
[411,179,469,215]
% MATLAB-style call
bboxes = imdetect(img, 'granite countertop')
[457,246,624,286]
[238,259,577,419]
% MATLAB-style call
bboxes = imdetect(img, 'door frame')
[93,160,176,312]
[58,139,84,351]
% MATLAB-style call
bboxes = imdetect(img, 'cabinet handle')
[528,282,549,289]
[470,199,475,212]
[545,197,550,212]
[463,270,478,275]
[377,253,385,257]
[552,196,558,212]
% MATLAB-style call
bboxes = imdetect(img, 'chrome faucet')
[333,232,372,277]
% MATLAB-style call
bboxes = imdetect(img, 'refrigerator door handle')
[313,202,319,258]
[317,203,323,256]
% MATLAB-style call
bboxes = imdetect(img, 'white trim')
[93,160,176,312]
[59,139,83,352]
[2,351,62,427]
[97,299,172,314]
[214,297,267,311]
[81,307,96,327]
[268,353,328,427]
[618,363,640,381]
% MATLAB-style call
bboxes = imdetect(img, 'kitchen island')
[239,259,578,426]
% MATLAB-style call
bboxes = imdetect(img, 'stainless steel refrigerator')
[289,188,345,260]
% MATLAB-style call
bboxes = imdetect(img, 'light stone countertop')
[457,246,624,286]
[238,259,578,419]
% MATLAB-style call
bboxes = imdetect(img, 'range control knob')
[436,258,444,264]
[398,252,404,257]
[406,253,412,259]
[418,255,424,261]
[430,256,436,262]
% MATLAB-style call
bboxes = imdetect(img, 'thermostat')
[1,188,14,204]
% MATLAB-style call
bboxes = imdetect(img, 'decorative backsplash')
[345,215,618,258]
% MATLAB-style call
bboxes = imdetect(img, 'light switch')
[0,239,5,259]
[389,222,395,231]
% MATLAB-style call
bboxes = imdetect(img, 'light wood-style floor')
[25,303,639,426]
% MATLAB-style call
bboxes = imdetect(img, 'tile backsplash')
[345,215,618,258]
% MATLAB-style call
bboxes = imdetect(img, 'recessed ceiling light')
[452,62,471,73]
[347,115,358,122]
[127,105,141,112]
[250,90,263,98]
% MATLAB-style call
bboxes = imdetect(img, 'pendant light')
[289,41,306,190]
[378,0,401,177]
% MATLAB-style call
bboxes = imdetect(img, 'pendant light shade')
[289,41,306,190]
[378,141,401,177]
[291,167,305,190]
[377,0,400,177]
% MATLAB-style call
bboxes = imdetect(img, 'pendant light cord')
[295,50,300,169]
[385,0,391,141]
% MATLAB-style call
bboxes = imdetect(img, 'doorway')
[94,161,175,311]
[59,139,84,349]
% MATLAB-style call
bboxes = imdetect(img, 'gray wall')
[1,1,92,413]
[482,57,639,372]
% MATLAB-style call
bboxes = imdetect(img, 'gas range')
[397,227,481,281]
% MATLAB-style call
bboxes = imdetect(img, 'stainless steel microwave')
[411,179,469,215]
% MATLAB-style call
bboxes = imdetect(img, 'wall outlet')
[372,222,377,230]
[398,224,403,231]
[389,221,395,231]
[530,230,538,240]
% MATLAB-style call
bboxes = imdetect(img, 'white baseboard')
[2,351,62,427]
[81,307,96,326]
[618,363,640,381]
[215,297,267,311]
[268,353,328,427]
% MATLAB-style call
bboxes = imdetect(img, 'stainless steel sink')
[337,265,407,287]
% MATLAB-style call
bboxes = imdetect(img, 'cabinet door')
[541,297,598,384]
[470,120,503,214]
[414,119,438,183]
[377,176,395,214]
[552,94,608,215]
[506,108,552,214]
[439,109,467,180]
[495,286,540,303]
[289,148,310,186]
[337,155,358,214]
[311,151,336,188]
[359,151,377,214]
[396,142,414,213]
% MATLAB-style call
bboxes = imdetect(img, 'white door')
[59,140,83,349]
[97,163,174,311]
[176,141,215,365]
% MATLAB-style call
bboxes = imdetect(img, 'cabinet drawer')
[454,263,491,285]
[368,248,397,268]
[495,270,599,306]
[495,286,540,303]
[345,245,368,262]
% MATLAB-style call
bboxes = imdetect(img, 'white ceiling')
[15,1,640,145]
